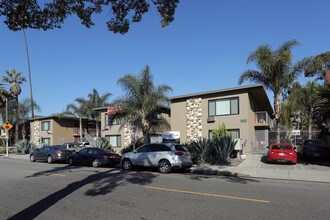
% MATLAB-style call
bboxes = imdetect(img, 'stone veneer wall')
[123,123,132,147]
[186,98,202,142]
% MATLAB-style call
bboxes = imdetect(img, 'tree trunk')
[308,115,313,139]
[96,118,100,137]
[274,92,282,143]
[79,117,83,142]
[22,121,26,140]
[15,95,19,143]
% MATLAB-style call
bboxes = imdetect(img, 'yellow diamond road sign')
[2,122,13,131]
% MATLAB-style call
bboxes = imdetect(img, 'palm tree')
[113,65,172,144]
[18,98,41,140]
[238,40,308,142]
[2,69,26,143]
[86,89,111,137]
[0,83,9,108]
[65,99,89,142]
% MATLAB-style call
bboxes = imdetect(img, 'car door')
[36,147,49,160]
[132,145,150,166]
[76,148,89,164]
[148,144,170,166]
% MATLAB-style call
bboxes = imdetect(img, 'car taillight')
[55,150,62,155]
[175,152,184,156]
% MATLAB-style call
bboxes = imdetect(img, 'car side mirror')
[133,150,137,153]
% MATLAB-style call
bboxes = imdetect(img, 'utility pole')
[5,98,9,157]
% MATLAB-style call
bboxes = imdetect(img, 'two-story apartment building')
[94,106,171,152]
[170,84,274,154]
[29,114,97,146]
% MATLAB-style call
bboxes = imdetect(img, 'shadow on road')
[8,166,158,220]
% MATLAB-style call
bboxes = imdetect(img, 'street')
[1,158,330,220]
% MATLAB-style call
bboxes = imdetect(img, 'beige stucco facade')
[170,84,273,154]
[29,114,97,146]
[95,106,171,152]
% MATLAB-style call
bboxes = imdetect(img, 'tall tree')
[86,89,111,137]
[304,51,330,79]
[2,69,26,143]
[0,0,179,34]
[282,81,319,139]
[113,65,172,143]
[65,98,89,142]
[18,98,40,140]
[238,40,308,142]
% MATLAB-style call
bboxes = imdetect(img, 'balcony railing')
[255,111,273,128]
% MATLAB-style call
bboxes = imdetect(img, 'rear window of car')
[271,145,292,150]
[174,145,188,152]
[304,140,327,147]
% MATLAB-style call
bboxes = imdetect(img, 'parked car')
[266,143,297,164]
[61,142,85,152]
[299,139,330,159]
[30,146,73,163]
[67,147,121,168]
[121,143,193,173]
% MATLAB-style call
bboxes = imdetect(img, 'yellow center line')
[145,186,271,203]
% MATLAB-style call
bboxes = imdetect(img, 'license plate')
[279,153,285,156]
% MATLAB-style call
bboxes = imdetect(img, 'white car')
[121,143,193,173]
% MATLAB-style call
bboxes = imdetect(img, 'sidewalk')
[2,153,330,183]
[190,155,330,183]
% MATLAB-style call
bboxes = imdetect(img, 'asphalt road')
[1,158,330,220]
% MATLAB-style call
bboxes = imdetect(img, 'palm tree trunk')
[15,95,19,143]
[22,121,26,140]
[96,118,100,137]
[22,29,35,118]
[274,92,282,143]
[79,117,83,142]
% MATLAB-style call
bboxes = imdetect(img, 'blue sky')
[0,0,328,116]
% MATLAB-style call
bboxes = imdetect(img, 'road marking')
[145,186,271,203]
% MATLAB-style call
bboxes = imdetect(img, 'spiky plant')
[14,140,36,154]
[94,137,114,151]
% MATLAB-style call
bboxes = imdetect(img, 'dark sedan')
[67,147,121,168]
[300,139,330,159]
[30,146,73,163]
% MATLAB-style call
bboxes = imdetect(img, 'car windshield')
[271,145,292,150]
[174,145,187,152]
[305,140,327,148]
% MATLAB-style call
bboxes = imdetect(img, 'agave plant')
[14,140,36,155]
[212,137,236,165]
[186,138,213,164]
[94,137,114,151]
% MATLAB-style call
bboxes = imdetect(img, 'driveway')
[259,155,330,171]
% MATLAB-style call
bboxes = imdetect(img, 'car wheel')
[122,159,132,171]
[30,155,35,162]
[68,157,74,166]
[47,155,54,164]
[92,159,100,168]
[158,160,171,174]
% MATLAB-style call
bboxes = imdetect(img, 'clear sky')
[0,0,328,116]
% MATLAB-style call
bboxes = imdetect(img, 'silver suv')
[121,143,193,173]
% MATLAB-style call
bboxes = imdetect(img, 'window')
[208,97,239,116]
[41,121,50,131]
[105,115,121,126]
[136,145,149,153]
[42,138,51,146]
[149,144,171,152]
[106,135,121,148]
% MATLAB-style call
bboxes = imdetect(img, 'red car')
[266,143,297,164]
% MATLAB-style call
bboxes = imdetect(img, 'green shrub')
[120,139,143,155]
[15,140,37,155]
[94,137,114,151]
[0,138,5,154]
[186,137,236,165]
